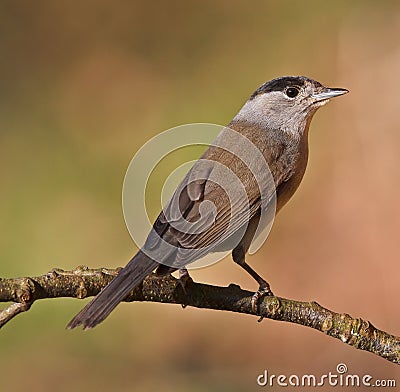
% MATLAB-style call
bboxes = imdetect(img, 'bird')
[67,76,348,330]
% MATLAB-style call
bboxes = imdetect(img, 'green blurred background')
[0,1,399,390]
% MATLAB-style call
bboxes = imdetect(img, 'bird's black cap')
[250,76,322,100]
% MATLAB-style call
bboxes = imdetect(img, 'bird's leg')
[178,268,193,308]
[178,268,193,293]
[156,264,193,307]
[232,246,274,315]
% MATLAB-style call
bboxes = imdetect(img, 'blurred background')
[0,1,399,390]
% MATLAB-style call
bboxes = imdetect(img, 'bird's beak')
[313,87,349,102]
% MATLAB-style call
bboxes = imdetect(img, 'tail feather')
[67,251,158,330]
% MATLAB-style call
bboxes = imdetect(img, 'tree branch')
[0,266,398,364]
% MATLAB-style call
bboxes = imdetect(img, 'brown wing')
[143,121,290,270]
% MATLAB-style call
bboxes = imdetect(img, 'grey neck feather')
[232,92,311,142]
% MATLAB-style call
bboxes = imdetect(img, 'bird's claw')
[178,268,193,309]
[251,284,274,318]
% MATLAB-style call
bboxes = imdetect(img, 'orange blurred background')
[0,1,399,391]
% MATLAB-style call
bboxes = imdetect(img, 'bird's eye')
[285,87,299,98]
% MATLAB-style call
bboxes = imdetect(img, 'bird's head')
[234,76,348,137]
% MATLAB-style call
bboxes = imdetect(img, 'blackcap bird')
[68,76,348,329]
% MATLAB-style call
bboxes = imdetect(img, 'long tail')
[67,251,158,330]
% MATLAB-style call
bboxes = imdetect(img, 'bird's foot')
[178,268,193,308]
[251,283,274,321]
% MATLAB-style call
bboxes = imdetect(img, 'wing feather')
[144,122,289,270]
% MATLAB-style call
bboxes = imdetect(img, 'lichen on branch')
[0,266,398,365]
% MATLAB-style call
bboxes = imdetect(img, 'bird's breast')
[274,136,309,211]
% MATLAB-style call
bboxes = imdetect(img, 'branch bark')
[0,266,398,364]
